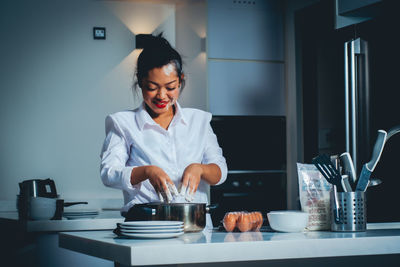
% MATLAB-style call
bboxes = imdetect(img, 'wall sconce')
[135,34,153,49]
[200,37,206,53]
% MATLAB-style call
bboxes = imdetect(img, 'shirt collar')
[135,101,187,131]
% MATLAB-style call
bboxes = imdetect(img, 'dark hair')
[134,33,185,92]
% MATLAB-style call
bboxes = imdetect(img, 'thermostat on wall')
[93,27,106,39]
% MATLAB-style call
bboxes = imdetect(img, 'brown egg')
[249,212,257,231]
[237,212,252,232]
[223,212,238,232]
[255,212,263,230]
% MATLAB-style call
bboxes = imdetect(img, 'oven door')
[210,171,286,227]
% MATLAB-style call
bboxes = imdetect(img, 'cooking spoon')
[356,130,387,191]
[366,178,383,189]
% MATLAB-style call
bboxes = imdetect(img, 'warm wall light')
[200,37,206,53]
[135,34,153,49]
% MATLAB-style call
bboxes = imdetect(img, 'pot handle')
[206,203,219,212]
[63,201,88,207]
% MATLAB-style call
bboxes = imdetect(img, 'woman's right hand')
[145,165,179,202]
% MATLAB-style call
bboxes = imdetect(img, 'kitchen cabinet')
[208,60,284,116]
[206,0,285,116]
[335,0,382,29]
[0,211,123,267]
[207,0,283,61]
[337,0,382,16]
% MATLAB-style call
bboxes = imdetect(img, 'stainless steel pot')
[124,202,216,232]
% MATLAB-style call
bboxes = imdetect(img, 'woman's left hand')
[180,163,203,202]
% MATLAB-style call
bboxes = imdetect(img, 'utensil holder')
[330,190,367,232]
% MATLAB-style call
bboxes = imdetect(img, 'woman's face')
[141,64,181,117]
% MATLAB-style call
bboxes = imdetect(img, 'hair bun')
[139,33,171,50]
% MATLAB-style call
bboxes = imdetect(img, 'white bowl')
[267,211,309,233]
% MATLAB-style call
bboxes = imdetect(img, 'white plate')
[63,214,98,220]
[120,221,183,227]
[120,228,184,233]
[119,225,184,230]
[121,231,184,239]
[63,212,99,216]
[64,214,98,218]
[64,208,99,212]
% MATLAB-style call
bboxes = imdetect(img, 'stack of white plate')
[63,209,99,220]
[119,221,184,239]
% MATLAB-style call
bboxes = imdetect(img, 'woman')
[100,34,227,227]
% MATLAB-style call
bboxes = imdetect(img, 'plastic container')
[222,211,263,232]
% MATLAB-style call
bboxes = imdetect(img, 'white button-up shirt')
[100,102,228,213]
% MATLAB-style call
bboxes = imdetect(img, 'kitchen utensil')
[341,175,353,192]
[339,152,357,184]
[387,124,400,140]
[330,154,341,173]
[267,211,309,233]
[19,178,58,198]
[29,197,57,220]
[312,154,343,222]
[123,203,217,232]
[356,130,387,192]
[312,154,344,192]
[17,176,88,220]
[366,178,382,188]
[331,191,366,232]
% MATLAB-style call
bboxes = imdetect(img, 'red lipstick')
[154,100,168,108]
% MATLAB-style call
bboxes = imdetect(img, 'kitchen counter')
[0,211,125,267]
[59,223,400,266]
[0,211,124,232]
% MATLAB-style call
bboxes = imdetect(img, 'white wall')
[175,0,207,111]
[0,0,205,207]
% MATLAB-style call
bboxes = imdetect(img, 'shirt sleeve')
[100,115,141,192]
[202,115,228,186]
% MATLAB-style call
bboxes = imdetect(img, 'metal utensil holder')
[330,190,367,232]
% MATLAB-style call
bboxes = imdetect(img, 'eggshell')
[223,212,238,232]
[255,212,263,230]
[249,212,257,230]
[237,212,252,232]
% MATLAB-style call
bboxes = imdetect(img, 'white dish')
[267,211,309,233]
[120,221,183,227]
[64,214,98,220]
[119,225,184,230]
[121,231,184,239]
[120,228,184,233]
[63,212,99,216]
[64,214,98,217]
[63,209,99,214]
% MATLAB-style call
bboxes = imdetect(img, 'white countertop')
[59,223,400,266]
[0,211,124,232]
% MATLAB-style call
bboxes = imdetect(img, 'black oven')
[209,116,287,226]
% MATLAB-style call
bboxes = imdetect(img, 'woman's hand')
[180,163,203,202]
[145,166,179,202]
